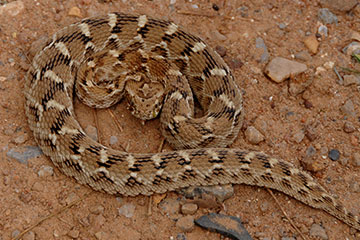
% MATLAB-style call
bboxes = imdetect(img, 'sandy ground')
[0,0,360,239]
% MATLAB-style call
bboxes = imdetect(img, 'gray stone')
[306,145,316,157]
[109,135,118,145]
[195,213,252,240]
[318,25,328,37]
[309,224,328,240]
[237,6,249,17]
[278,23,286,30]
[7,146,43,164]
[328,149,340,161]
[318,8,338,24]
[255,37,269,63]
[176,233,186,240]
[265,57,307,83]
[118,203,136,218]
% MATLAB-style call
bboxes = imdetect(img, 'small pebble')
[306,145,316,157]
[191,4,198,9]
[215,45,227,57]
[95,231,109,240]
[309,223,328,240]
[349,181,360,193]
[211,30,227,41]
[159,198,180,217]
[237,6,249,17]
[11,230,20,239]
[65,192,79,205]
[255,37,269,63]
[67,229,80,238]
[19,191,32,203]
[13,134,27,144]
[37,165,54,177]
[340,99,355,117]
[305,126,317,141]
[292,130,305,143]
[301,157,327,172]
[90,205,105,215]
[118,203,136,218]
[304,99,313,109]
[227,58,243,70]
[245,126,264,144]
[22,231,35,240]
[278,22,286,30]
[294,51,312,62]
[304,35,319,54]
[343,121,355,133]
[212,3,219,11]
[176,216,195,232]
[320,146,329,155]
[85,125,98,141]
[259,201,269,212]
[68,6,82,17]
[343,75,359,86]
[176,233,186,240]
[317,25,328,37]
[323,61,334,70]
[352,153,360,167]
[181,203,198,215]
[265,57,307,83]
[328,149,340,161]
[109,135,118,145]
[32,182,45,192]
[318,8,338,24]
[93,214,106,227]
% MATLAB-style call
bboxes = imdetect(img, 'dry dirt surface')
[1,0,360,239]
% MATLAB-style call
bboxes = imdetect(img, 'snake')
[24,13,360,231]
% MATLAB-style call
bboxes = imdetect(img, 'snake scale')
[24,13,359,231]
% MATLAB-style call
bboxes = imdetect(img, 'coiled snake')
[24,13,360,231]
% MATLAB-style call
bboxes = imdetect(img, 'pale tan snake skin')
[24,13,360,231]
